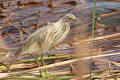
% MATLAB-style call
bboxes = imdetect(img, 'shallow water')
[0,2,120,55]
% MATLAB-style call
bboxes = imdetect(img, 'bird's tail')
[15,46,23,57]
[0,47,23,65]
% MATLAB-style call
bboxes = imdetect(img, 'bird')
[3,13,77,76]
[15,13,77,57]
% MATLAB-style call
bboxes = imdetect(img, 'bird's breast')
[52,23,70,45]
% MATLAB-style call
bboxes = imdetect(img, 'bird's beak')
[71,18,80,24]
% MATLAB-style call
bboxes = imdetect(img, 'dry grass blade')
[2,8,14,23]
[18,29,24,43]
[82,32,120,42]
[0,73,10,78]
[111,61,120,67]
[0,52,120,78]
[7,34,18,43]
[108,61,117,80]
[98,9,120,18]
[51,71,72,76]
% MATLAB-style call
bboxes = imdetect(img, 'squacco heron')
[4,13,77,76]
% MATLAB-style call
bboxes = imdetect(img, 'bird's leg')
[35,57,43,77]
[41,53,48,75]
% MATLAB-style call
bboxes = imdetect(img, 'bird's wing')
[15,26,48,56]
[15,23,55,57]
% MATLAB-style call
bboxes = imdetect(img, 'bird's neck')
[54,19,70,32]
[56,19,70,29]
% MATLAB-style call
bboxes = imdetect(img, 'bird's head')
[62,13,78,23]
